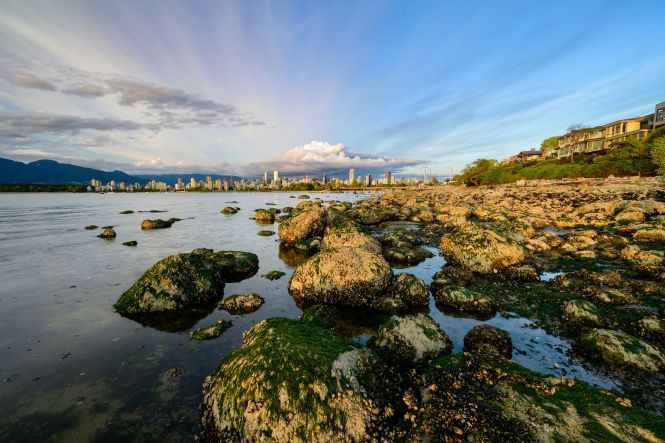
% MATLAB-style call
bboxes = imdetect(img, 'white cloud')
[244,140,423,175]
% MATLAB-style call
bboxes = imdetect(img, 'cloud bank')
[244,141,423,175]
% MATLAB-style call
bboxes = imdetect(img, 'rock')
[379,229,421,248]
[561,299,600,329]
[97,227,116,239]
[633,228,665,243]
[114,249,258,314]
[320,213,381,253]
[122,240,138,246]
[254,209,275,223]
[141,218,178,229]
[372,273,429,312]
[383,246,434,266]
[218,293,264,314]
[301,304,340,329]
[440,223,525,273]
[119,210,134,214]
[353,206,400,225]
[579,328,665,372]
[638,316,665,340]
[84,224,98,230]
[432,285,497,317]
[615,210,645,222]
[430,266,474,291]
[370,314,452,365]
[201,318,397,442]
[189,320,232,340]
[298,194,310,199]
[288,247,392,308]
[584,287,635,305]
[262,270,286,280]
[257,230,275,236]
[463,325,512,360]
[278,207,327,246]
[503,264,540,281]
[294,238,321,254]
[221,207,238,214]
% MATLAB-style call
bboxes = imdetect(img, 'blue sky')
[0,0,664,177]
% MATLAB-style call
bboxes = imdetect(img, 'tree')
[540,136,560,149]
[565,124,589,162]
[651,137,665,175]
[456,159,497,186]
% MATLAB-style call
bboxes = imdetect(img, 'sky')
[0,0,664,178]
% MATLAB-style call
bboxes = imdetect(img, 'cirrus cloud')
[243,140,424,176]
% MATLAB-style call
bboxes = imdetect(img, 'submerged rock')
[218,293,265,314]
[257,230,275,236]
[189,320,232,340]
[288,247,392,308]
[119,210,134,214]
[122,240,138,247]
[97,227,116,239]
[84,224,98,230]
[262,270,286,280]
[372,273,429,312]
[278,207,326,246]
[201,318,397,442]
[370,314,452,365]
[439,223,525,273]
[221,207,238,214]
[463,325,512,360]
[579,328,665,372]
[114,249,258,314]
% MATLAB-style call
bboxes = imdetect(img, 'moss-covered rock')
[432,285,497,317]
[201,318,397,442]
[254,209,275,223]
[370,314,452,365]
[257,230,275,236]
[114,249,258,314]
[262,270,286,281]
[278,207,326,246]
[440,223,525,273]
[633,228,665,243]
[561,299,600,329]
[294,238,321,254]
[218,293,264,314]
[372,273,429,312]
[288,247,392,308]
[189,320,232,340]
[584,286,635,306]
[221,207,238,214]
[84,224,98,230]
[578,328,665,373]
[379,229,421,249]
[502,264,540,282]
[119,210,134,214]
[382,245,434,266]
[463,325,512,360]
[320,213,381,254]
[97,227,116,239]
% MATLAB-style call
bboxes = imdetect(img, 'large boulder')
[579,329,665,373]
[440,223,525,273]
[370,314,452,365]
[560,299,600,329]
[114,249,258,314]
[201,318,397,442]
[288,247,392,308]
[254,209,275,223]
[432,285,497,317]
[97,227,116,239]
[463,325,512,360]
[278,207,327,246]
[320,214,381,254]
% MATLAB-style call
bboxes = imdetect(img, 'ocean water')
[0,192,618,442]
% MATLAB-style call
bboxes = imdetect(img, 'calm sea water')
[0,192,618,442]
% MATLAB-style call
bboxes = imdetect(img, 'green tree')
[456,159,497,186]
[651,137,665,175]
[540,136,560,149]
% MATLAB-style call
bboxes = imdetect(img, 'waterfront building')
[349,168,355,184]
[273,170,279,182]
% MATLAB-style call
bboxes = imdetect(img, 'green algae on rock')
[119,210,134,214]
[372,273,429,312]
[257,230,275,236]
[201,318,397,442]
[254,208,275,223]
[288,246,392,308]
[432,284,497,318]
[122,240,138,247]
[561,299,601,329]
[578,328,665,373]
[221,207,238,214]
[320,213,381,254]
[189,320,232,340]
[383,245,434,267]
[301,304,340,329]
[114,249,258,315]
[439,223,525,273]
[370,314,452,365]
[84,224,98,230]
[277,207,326,246]
[140,218,180,229]
[463,325,512,360]
[262,270,286,281]
[218,293,264,314]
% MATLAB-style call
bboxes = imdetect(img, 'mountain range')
[0,158,241,185]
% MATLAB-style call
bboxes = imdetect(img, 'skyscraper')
[273,170,280,182]
[384,171,392,185]
[263,171,268,183]
[349,168,355,185]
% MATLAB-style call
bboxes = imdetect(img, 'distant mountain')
[0,157,242,185]
[0,158,144,185]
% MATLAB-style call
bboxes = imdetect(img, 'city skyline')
[1,1,665,177]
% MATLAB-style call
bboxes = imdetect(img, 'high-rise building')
[349,168,355,185]
[322,173,327,184]
[365,174,372,186]
[273,170,280,182]
[263,171,268,183]
[190,177,197,189]
[384,171,392,185]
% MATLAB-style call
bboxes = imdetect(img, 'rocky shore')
[119,177,665,441]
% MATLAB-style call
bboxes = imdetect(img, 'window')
[657,108,665,122]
